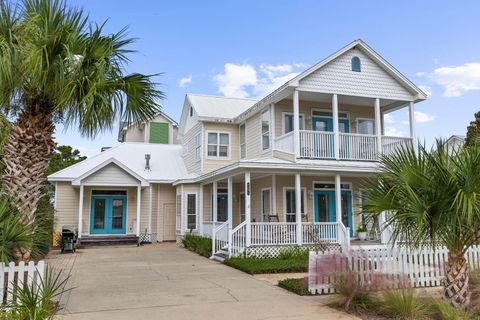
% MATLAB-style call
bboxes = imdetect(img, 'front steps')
[80,235,138,247]
[211,249,229,262]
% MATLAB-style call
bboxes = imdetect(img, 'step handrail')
[230,221,248,257]
[211,220,229,258]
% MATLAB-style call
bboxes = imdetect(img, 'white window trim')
[239,192,245,223]
[356,117,375,135]
[261,109,271,152]
[239,122,247,159]
[281,112,305,134]
[194,132,201,162]
[205,131,231,160]
[311,180,353,228]
[311,108,350,120]
[283,187,307,222]
[261,188,272,222]
[185,192,198,231]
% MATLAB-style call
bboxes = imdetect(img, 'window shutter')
[149,122,169,144]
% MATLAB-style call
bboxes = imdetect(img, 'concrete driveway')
[49,243,357,320]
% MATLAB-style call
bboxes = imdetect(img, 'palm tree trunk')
[444,250,471,308]
[2,107,55,221]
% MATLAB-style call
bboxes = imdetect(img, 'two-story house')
[48,39,427,257]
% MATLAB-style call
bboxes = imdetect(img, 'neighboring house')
[446,135,465,154]
[118,111,180,144]
[48,39,427,258]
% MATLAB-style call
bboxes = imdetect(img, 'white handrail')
[211,221,229,257]
[274,131,295,154]
[382,136,412,156]
[230,221,248,257]
[301,222,338,244]
[299,130,335,159]
[251,222,297,245]
[339,133,377,161]
[337,222,350,252]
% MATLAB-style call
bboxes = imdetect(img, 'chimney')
[145,154,151,170]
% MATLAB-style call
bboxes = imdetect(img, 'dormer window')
[351,56,361,72]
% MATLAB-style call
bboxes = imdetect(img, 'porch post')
[148,186,152,240]
[78,184,84,239]
[374,98,382,155]
[271,174,277,217]
[212,181,218,222]
[293,89,300,159]
[227,176,233,255]
[334,174,342,224]
[295,173,302,245]
[136,185,141,237]
[199,184,204,236]
[245,171,251,247]
[408,101,416,152]
[332,94,340,159]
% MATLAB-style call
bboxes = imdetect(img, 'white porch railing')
[339,133,378,161]
[274,131,294,154]
[299,130,335,159]
[337,222,351,252]
[230,221,247,256]
[382,136,412,157]
[301,222,338,244]
[251,222,297,245]
[211,221,229,256]
[202,221,224,238]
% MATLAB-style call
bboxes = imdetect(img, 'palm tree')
[0,0,163,221]
[362,141,480,308]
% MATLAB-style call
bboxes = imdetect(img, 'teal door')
[216,193,229,222]
[312,117,349,158]
[90,196,127,234]
[314,190,353,236]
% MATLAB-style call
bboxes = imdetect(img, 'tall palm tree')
[362,141,480,308]
[0,0,163,220]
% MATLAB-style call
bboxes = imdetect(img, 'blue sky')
[58,0,480,156]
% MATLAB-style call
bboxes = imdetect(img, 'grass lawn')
[278,277,311,296]
[224,255,308,274]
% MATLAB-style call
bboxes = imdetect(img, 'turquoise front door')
[90,196,127,234]
[217,193,229,222]
[314,190,353,236]
[312,117,349,158]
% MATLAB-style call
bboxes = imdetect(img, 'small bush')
[225,256,307,274]
[381,289,430,319]
[182,234,212,257]
[434,301,475,320]
[278,277,310,296]
[277,246,308,260]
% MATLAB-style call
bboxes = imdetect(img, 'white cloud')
[384,127,406,137]
[418,85,433,97]
[415,111,435,123]
[416,72,425,77]
[213,63,303,99]
[384,114,395,124]
[179,75,192,88]
[428,63,480,97]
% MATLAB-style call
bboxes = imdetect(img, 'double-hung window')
[240,124,246,159]
[207,132,230,158]
[194,133,201,161]
[261,109,270,151]
[284,188,306,222]
[283,113,305,134]
[186,193,197,230]
[357,119,375,135]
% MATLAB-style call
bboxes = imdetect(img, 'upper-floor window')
[357,118,375,135]
[194,133,201,161]
[261,109,270,151]
[351,56,361,72]
[239,123,246,159]
[283,113,305,134]
[207,132,230,159]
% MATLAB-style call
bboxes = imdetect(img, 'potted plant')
[356,225,368,241]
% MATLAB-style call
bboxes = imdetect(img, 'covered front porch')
[188,169,385,258]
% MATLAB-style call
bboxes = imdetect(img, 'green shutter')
[149,122,169,144]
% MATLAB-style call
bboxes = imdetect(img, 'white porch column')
[295,173,302,245]
[293,89,300,159]
[212,181,218,222]
[408,101,416,151]
[334,174,342,224]
[199,184,204,236]
[227,176,233,255]
[78,184,84,239]
[245,171,251,247]
[271,174,277,216]
[374,98,382,154]
[148,186,152,238]
[136,185,141,237]
[332,94,340,159]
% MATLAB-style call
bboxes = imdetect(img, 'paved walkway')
[48,243,358,320]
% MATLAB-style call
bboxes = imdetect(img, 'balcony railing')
[275,130,412,161]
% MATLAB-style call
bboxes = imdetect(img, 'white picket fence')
[308,246,480,294]
[1,261,45,305]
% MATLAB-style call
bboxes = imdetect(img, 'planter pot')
[357,231,367,241]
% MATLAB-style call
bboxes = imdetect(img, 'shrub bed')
[182,234,212,258]
[278,277,311,296]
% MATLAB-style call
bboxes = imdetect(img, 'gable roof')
[48,143,196,184]
[117,110,178,141]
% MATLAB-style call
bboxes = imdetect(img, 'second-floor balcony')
[274,130,412,161]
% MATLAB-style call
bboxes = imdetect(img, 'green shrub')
[278,277,310,296]
[277,246,308,260]
[434,301,475,320]
[224,256,307,274]
[182,234,212,257]
[381,289,430,319]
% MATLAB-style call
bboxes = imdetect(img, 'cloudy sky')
[58,0,480,156]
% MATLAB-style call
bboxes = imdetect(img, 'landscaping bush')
[277,246,309,260]
[381,289,430,319]
[224,256,307,274]
[278,277,310,296]
[182,234,212,257]
[434,301,476,320]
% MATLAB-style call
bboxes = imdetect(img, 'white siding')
[82,163,139,186]
[299,48,414,101]
[182,122,202,174]
[54,182,79,232]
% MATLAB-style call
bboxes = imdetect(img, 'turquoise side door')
[314,190,353,236]
[90,196,127,234]
[311,117,349,158]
